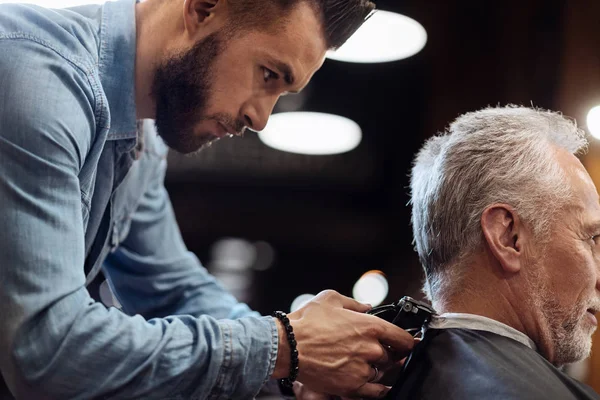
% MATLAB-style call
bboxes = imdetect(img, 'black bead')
[273,310,300,385]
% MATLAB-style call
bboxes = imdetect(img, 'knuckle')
[365,343,384,360]
[360,364,372,382]
[375,346,388,362]
[324,289,339,297]
[364,323,383,337]
[345,367,371,392]
[317,289,338,300]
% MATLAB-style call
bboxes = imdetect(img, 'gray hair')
[410,106,588,302]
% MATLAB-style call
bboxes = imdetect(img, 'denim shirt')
[0,1,279,398]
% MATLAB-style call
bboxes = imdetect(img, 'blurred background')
[5,0,600,392]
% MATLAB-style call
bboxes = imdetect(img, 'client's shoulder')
[385,328,597,400]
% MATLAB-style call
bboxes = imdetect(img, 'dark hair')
[227,0,375,49]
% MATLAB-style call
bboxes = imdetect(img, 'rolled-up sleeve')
[0,39,278,399]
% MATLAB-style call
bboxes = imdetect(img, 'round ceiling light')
[258,112,362,155]
[327,10,427,63]
[587,105,600,140]
[352,270,389,307]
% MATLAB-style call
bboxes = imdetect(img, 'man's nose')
[240,95,279,132]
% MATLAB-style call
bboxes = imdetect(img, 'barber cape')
[386,313,599,400]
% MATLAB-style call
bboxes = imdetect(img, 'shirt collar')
[428,312,537,350]
[98,0,138,141]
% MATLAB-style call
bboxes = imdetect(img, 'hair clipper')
[367,296,436,336]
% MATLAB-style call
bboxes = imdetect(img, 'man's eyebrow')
[269,58,296,86]
[584,220,600,234]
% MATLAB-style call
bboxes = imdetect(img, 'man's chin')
[155,124,219,154]
[561,326,594,365]
[189,136,221,155]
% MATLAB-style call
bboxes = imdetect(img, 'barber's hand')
[273,290,414,399]
[376,338,420,386]
[291,339,420,399]
[292,381,350,400]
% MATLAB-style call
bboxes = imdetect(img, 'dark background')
[164,0,600,317]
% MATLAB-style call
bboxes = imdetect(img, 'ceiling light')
[258,112,362,155]
[352,270,389,307]
[587,105,600,140]
[327,10,427,63]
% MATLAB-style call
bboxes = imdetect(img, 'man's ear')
[481,204,525,274]
[182,0,224,37]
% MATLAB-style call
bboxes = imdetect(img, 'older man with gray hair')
[387,106,600,399]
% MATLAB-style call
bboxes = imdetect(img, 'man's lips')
[215,123,230,138]
[218,122,243,138]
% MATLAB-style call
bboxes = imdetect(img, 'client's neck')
[431,259,553,361]
[435,293,528,334]
[431,258,539,342]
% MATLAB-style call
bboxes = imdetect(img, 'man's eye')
[591,235,600,245]
[263,67,278,82]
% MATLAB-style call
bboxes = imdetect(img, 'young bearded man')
[0,0,414,398]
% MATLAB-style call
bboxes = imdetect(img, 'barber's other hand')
[273,290,414,399]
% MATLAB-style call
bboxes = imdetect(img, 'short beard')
[529,259,594,366]
[151,31,223,154]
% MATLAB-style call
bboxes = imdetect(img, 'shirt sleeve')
[0,38,278,400]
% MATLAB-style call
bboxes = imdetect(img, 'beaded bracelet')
[273,311,299,388]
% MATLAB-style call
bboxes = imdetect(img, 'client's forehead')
[553,147,600,222]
